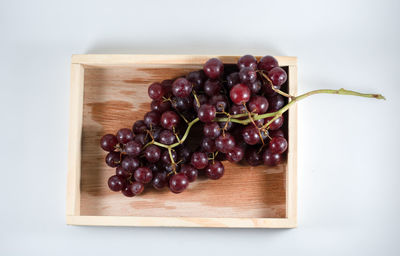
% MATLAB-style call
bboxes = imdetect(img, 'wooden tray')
[66,55,298,228]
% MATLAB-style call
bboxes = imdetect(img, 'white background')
[1,0,399,255]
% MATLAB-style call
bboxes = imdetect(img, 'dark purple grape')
[193,94,208,111]
[124,141,142,156]
[151,100,171,113]
[161,150,177,164]
[181,164,198,182]
[215,133,236,153]
[105,151,121,167]
[267,95,285,111]
[203,122,221,138]
[264,115,284,130]
[262,81,281,96]
[177,146,191,164]
[269,129,285,138]
[226,72,240,89]
[186,70,206,90]
[245,147,263,166]
[169,173,189,193]
[122,185,135,197]
[129,181,144,195]
[134,167,153,184]
[258,55,278,72]
[248,80,262,94]
[191,152,209,169]
[230,104,247,117]
[158,129,177,145]
[148,162,161,173]
[172,78,192,98]
[204,79,222,96]
[205,161,224,180]
[151,126,163,141]
[230,83,251,105]
[148,82,164,100]
[269,137,288,154]
[248,95,269,114]
[134,133,149,146]
[144,145,161,163]
[237,55,257,70]
[108,175,126,191]
[132,120,147,134]
[100,134,118,152]
[160,111,180,130]
[161,80,173,97]
[144,111,160,128]
[239,67,257,84]
[262,149,282,166]
[203,58,224,79]
[227,146,244,162]
[198,104,216,123]
[121,156,140,172]
[116,166,132,178]
[172,96,193,111]
[268,67,287,86]
[152,172,167,190]
[210,94,228,112]
[201,137,216,153]
[116,128,134,144]
[242,125,261,145]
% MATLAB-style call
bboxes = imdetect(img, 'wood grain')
[67,55,298,227]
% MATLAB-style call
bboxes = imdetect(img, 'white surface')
[0,0,399,255]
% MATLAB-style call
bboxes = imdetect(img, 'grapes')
[124,141,142,156]
[151,100,171,113]
[227,146,244,162]
[215,133,236,153]
[267,94,285,111]
[268,67,287,86]
[242,125,261,145]
[227,72,240,89]
[101,55,290,197]
[264,115,284,130]
[262,149,282,166]
[121,156,140,172]
[230,84,251,105]
[203,122,221,138]
[144,145,161,163]
[148,82,164,100]
[205,161,224,180]
[132,120,147,134]
[203,58,223,79]
[105,151,121,167]
[239,67,257,84]
[237,55,257,70]
[258,55,278,72]
[152,172,167,190]
[144,111,160,128]
[116,128,134,144]
[204,79,222,96]
[169,173,189,193]
[181,164,198,182]
[108,175,125,191]
[269,136,288,154]
[158,130,176,145]
[186,70,206,90]
[172,78,192,98]
[100,134,118,152]
[160,111,180,130]
[198,104,216,123]
[248,96,269,114]
[134,167,153,184]
[190,152,209,169]
[128,182,145,195]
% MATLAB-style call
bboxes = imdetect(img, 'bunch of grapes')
[100,55,290,197]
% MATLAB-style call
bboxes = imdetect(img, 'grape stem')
[145,88,385,164]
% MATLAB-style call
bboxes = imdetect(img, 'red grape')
[169,173,189,193]
[144,145,161,163]
[152,172,167,190]
[121,156,140,172]
[201,137,216,153]
[258,55,278,72]
[242,125,261,145]
[203,58,224,79]
[129,182,144,195]
[181,164,198,182]
[205,161,224,180]
[203,122,221,138]
[108,175,126,191]
[262,149,282,166]
[132,120,147,134]
[116,166,132,178]
[186,70,206,90]
[269,136,288,154]
[204,79,222,96]
[264,115,284,130]
[215,133,236,153]
[230,84,251,105]
[148,82,164,100]
[267,94,285,111]
[160,111,180,130]
[247,95,269,114]
[172,78,192,98]
[105,151,121,167]
[124,141,142,156]
[239,67,257,84]
[245,147,263,166]
[144,111,160,128]
[151,100,171,113]
[227,72,240,89]
[158,129,177,145]
[227,146,244,162]
[268,67,287,86]
[191,152,209,169]
[134,167,153,184]
[198,104,216,123]
[100,134,118,152]
[237,55,257,70]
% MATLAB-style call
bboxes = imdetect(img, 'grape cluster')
[100,55,289,196]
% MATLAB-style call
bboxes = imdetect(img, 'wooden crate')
[66,55,298,228]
